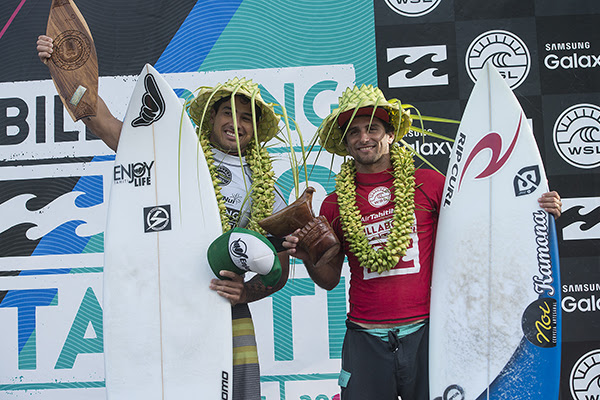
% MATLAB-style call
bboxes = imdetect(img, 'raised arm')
[37,35,122,151]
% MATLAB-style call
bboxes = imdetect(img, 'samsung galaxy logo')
[466,30,531,89]
[544,53,600,70]
[553,104,600,169]
[384,0,442,17]
[545,42,591,51]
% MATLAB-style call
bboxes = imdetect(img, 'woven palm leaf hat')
[317,84,412,156]
[188,77,281,144]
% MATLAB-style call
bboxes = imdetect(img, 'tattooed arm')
[209,252,289,305]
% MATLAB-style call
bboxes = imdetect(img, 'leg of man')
[340,321,398,400]
[396,322,429,400]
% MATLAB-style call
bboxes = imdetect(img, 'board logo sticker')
[433,384,465,400]
[368,186,391,208]
[459,113,522,190]
[465,30,531,89]
[513,165,541,196]
[570,349,600,400]
[143,205,171,233]
[113,161,154,187]
[132,74,166,127]
[552,103,600,169]
[532,210,555,296]
[221,370,230,399]
[522,298,558,348]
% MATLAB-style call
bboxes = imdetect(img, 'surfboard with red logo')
[103,64,232,399]
[429,63,561,400]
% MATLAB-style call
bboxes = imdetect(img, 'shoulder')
[415,168,445,189]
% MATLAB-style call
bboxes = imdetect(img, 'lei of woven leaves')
[336,145,416,273]
[199,132,275,235]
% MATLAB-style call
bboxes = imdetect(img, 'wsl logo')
[387,45,449,88]
[553,104,600,169]
[466,30,531,89]
[570,349,600,400]
[384,0,442,17]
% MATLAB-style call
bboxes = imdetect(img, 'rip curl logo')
[230,238,249,271]
[458,113,522,191]
[143,205,171,233]
[570,349,600,400]
[384,0,442,17]
[553,104,600,169]
[368,186,392,208]
[466,30,531,89]
[513,165,541,196]
[132,74,166,127]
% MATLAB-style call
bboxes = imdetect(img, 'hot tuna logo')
[131,74,166,127]
[229,238,249,271]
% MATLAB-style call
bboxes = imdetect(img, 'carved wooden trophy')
[259,187,340,267]
[46,0,98,121]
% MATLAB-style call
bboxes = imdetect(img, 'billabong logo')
[387,45,449,88]
[513,165,541,196]
[0,175,104,258]
[384,0,442,17]
[143,205,171,233]
[570,349,600,400]
[553,104,600,169]
[230,238,249,271]
[561,197,600,241]
[466,30,531,89]
[132,74,166,127]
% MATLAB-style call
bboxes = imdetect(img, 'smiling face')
[209,96,257,155]
[344,115,395,173]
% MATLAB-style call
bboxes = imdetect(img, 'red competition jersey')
[320,168,444,325]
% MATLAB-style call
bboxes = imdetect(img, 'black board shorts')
[339,320,429,400]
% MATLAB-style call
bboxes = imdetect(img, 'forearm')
[243,251,290,303]
[82,96,122,151]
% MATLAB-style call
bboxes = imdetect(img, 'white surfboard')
[103,64,232,399]
[429,63,561,400]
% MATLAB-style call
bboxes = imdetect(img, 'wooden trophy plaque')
[46,0,98,121]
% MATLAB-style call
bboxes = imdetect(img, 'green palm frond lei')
[199,131,274,235]
[336,144,416,274]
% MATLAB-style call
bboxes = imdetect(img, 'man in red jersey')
[283,85,562,400]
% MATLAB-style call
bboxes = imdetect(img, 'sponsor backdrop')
[0,0,598,399]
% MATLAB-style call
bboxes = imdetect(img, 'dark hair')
[340,116,395,142]
[212,94,262,120]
